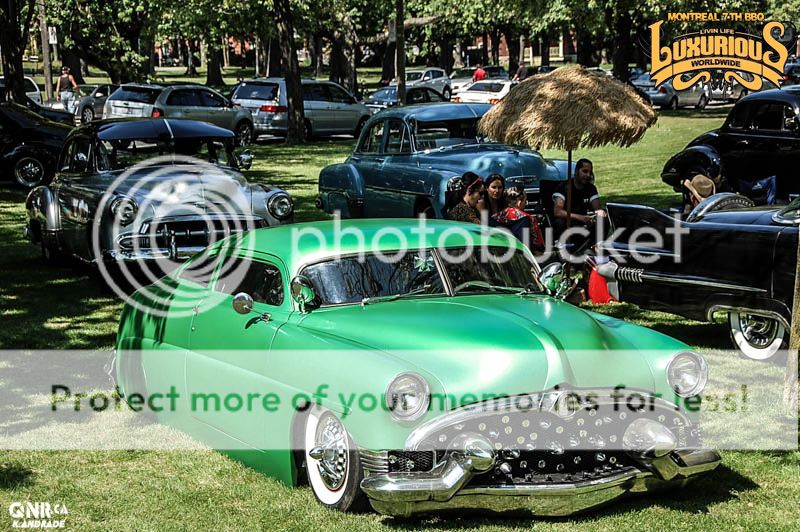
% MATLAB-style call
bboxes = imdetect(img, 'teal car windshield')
[414,119,483,150]
[301,246,540,306]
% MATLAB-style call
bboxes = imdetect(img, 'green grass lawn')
[1,110,798,530]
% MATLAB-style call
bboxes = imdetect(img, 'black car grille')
[388,450,436,473]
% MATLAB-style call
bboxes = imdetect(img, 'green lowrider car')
[115,219,719,517]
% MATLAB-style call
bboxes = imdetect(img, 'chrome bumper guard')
[361,443,720,517]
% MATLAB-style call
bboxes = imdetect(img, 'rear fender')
[317,163,365,218]
[661,146,721,191]
[25,186,61,241]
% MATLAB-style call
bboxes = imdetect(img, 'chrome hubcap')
[83,108,93,122]
[238,125,251,145]
[311,413,348,490]
[15,158,44,186]
[739,314,778,348]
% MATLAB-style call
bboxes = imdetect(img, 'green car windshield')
[301,246,539,306]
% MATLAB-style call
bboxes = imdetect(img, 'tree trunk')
[382,41,396,82]
[38,0,53,102]
[0,0,36,102]
[611,3,633,81]
[490,29,500,65]
[185,38,198,76]
[438,37,454,74]
[309,32,324,78]
[267,38,282,77]
[274,0,305,143]
[540,33,550,66]
[395,0,406,105]
[481,34,489,64]
[60,48,85,84]
[222,36,230,68]
[503,28,519,75]
[206,45,225,86]
[329,34,344,85]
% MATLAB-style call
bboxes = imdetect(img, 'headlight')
[385,372,430,422]
[667,351,708,397]
[267,193,293,220]
[110,196,138,226]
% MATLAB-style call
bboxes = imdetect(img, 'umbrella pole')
[565,150,573,230]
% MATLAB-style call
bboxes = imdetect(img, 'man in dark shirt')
[551,158,607,248]
[513,62,528,81]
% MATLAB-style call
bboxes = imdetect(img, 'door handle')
[375,158,385,163]
[245,312,272,329]
[737,139,749,145]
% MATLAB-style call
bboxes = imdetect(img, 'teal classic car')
[317,103,571,217]
[115,219,719,516]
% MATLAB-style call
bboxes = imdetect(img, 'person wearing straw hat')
[683,174,716,212]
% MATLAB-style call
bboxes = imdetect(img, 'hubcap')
[238,124,252,145]
[83,108,93,122]
[311,413,348,490]
[15,157,44,187]
[739,314,779,348]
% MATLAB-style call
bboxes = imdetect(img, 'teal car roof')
[373,102,492,122]
[223,219,528,274]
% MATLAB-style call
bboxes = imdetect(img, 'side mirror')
[290,275,317,312]
[96,93,105,98]
[237,150,254,170]
[538,262,575,299]
[232,292,254,314]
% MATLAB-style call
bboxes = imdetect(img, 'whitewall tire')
[729,311,785,360]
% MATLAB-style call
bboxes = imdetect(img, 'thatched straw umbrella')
[478,65,657,226]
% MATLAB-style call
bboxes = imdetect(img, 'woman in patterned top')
[492,186,544,249]
[444,172,484,224]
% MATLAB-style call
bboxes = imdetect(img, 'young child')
[492,186,544,249]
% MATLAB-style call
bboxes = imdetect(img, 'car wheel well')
[290,401,313,486]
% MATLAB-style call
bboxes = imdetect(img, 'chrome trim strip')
[613,266,767,294]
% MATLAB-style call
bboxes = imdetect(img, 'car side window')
[422,71,432,81]
[358,121,385,153]
[727,103,751,129]
[200,89,227,108]
[59,141,76,172]
[215,257,284,306]
[408,89,427,104]
[24,79,37,93]
[427,89,444,102]
[327,84,353,104]
[385,119,411,154]
[782,105,798,132]
[304,84,330,102]
[750,103,785,131]
[69,139,93,173]
[166,89,189,106]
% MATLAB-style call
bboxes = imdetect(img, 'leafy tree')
[0,0,37,101]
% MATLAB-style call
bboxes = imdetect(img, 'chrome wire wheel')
[311,412,348,490]
[14,156,45,188]
[303,406,366,510]
[729,311,785,360]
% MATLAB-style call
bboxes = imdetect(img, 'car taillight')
[784,74,789,81]
[452,97,461,102]
[259,105,288,113]
[151,108,164,117]
[489,98,500,104]
[658,87,667,94]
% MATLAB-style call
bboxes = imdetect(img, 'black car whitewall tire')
[303,405,367,511]
[14,156,46,188]
[729,311,785,360]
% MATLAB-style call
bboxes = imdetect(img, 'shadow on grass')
[381,464,755,527]
[0,463,34,489]
[658,107,731,120]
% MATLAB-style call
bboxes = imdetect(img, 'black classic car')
[0,102,71,187]
[662,87,800,204]
[25,119,293,265]
[596,193,795,360]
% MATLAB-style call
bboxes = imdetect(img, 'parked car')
[24,119,293,264]
[317,103,570,218]
[632,73,709,110]
[393,68,452,99]
[450,65,509,94]
[662,87,800,203]
[0,102,70,188]
[363,86,446,113]
[74,83,119,124]
[230,78,370,139]
[596,193,796,360]
[707,71,776,102]
[16,95,74,126]
[104,84,255,145]
[783,62,800,86]
[115,218,719,515]
[0,76,42,104]
[452,80,516,104]
[535,65,559,75]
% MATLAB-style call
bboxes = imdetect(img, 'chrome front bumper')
[361,445,720,517]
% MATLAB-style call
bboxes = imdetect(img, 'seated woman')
[492,186,545,250]
[444,172,484,224]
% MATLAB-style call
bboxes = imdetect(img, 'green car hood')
[297,294,666,402]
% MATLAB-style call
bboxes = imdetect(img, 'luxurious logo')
[8,501,68,528]
[649,19,789,91]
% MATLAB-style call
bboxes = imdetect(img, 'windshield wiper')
[361,285,434,306]
[452,280,528,295]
